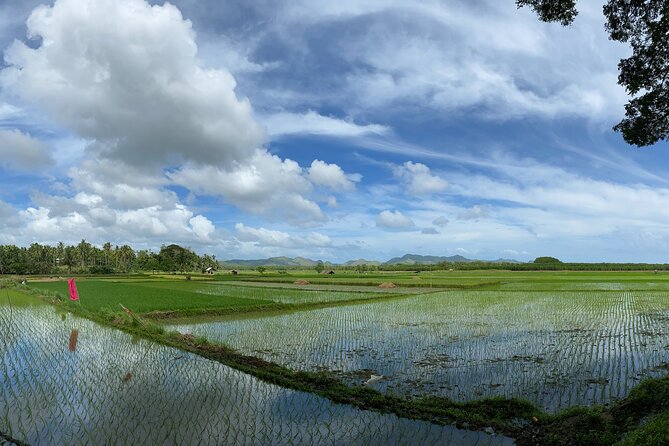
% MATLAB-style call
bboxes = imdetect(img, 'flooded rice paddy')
[172,290,669,413]
[193,283,392,304]
[0,294,512,445]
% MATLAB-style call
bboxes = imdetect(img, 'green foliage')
[539,407,617,446]
[606,0,669,147]
[89,265,115,274]
[618,411,669,445]
[256,266,266,274]
[0,278,19,288]
[0,242,217,275]
[516,0,578,26]
[159,244,197,272]
[315,261,324,274]
[612,375,669,422]
[534,256,562,264]
[519,0,669,147]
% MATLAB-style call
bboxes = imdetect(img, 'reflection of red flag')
[69,329,79,352]
[67,278,79,301]
[120,304,132,316]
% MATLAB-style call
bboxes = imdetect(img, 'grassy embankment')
[11,273,669,445]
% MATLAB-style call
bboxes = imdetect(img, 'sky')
[1,0,669,263]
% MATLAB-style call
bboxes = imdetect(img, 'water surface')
[172,290,669,412]
[0,293,511,445]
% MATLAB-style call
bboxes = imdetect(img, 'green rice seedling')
[173,289,669,413]
[0,298,512,446]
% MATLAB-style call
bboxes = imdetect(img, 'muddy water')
[0,293,513,445]
[171,290,669,413]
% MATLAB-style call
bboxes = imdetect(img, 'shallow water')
[0,294,512,445]
[172,290,669,413]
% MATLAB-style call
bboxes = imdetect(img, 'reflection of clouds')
[0,304,510,445]
[176,290,669,413]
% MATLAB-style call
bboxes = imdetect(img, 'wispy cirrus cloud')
[262,110,389,138]
[235,223,332,248]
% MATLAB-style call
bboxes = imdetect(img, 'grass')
[617,411,669,445]
[29,280,273,313]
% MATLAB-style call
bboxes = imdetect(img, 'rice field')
[217,270,669,289]
[28,280,270,313]
[28,279,394,313]
[0,293,512,446]
[193,283,394,304]
[15,271,669,441]
[213,280,427,294]
[171,289,669,413]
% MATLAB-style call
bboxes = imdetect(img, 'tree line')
[376,262,669,272]
[0,241,218,275]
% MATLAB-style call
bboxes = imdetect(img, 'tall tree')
[0,242,217,275]
[77,239,92,269]
[103,242,112,267]
[63,246,76,274]
[517,0,669,147]
[116,245,136,272]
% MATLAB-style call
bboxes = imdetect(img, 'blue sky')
[1,0,669,263]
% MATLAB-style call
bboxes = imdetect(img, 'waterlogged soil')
[172,290,669,413]
[0,294,513,446]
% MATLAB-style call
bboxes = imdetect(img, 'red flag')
[67,278,79,301]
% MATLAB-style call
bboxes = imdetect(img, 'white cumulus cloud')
[376,209,415,230]
[0,129,53,170]
[169,150,325,225]
[308,159,359,191]
[2,0,264,168]
[394,161,447,195]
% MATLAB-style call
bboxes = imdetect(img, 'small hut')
[205,266,215,275]
[231,270,238,275]
[323,270,335,275]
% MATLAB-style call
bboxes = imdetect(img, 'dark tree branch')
[521,0,669,147]
[516,0,578,26]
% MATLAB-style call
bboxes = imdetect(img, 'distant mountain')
[384,254,473,265]
[220,253,521,267]
[343,258,382,266]
[220,256,320,267]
